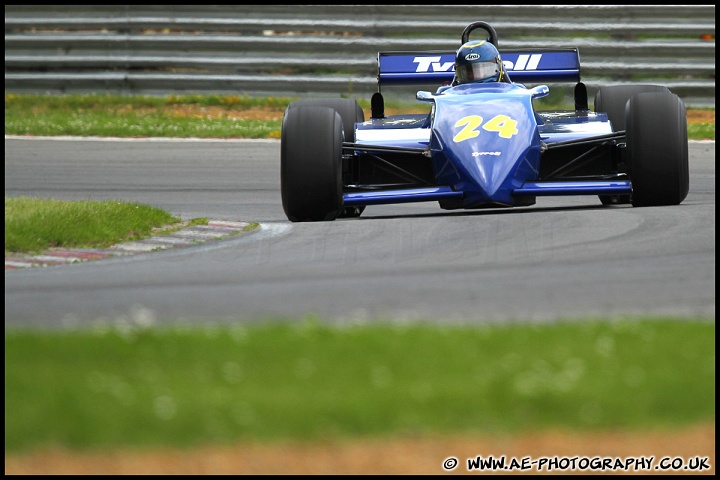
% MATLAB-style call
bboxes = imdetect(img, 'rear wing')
[377,48,580,86]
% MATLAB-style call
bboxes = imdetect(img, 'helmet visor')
[456,60,500,84]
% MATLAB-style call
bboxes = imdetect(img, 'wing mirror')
[530,85,550,99]
[416,91,435,103]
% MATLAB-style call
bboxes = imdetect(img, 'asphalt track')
[4,137,715,329]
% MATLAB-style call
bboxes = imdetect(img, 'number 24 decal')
[453,114,518,142]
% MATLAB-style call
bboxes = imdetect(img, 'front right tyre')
[281,106,345,222]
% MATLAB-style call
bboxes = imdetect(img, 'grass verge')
[4,197,189,256]
[4,317,715,453]
[4,93,715,140]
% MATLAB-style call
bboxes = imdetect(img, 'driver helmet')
[454,40,503,84]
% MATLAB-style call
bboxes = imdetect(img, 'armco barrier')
[4,5,715,107]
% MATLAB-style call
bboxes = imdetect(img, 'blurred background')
[4,4,716,107]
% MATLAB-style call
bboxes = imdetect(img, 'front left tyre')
[281,106,345,222]
[625,91,689,207]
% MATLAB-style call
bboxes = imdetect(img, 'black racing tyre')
[285,98,364,144]
[594,84,670,132]
[286,99,367,219]
[594,84,670,206]
[281,106,344,222]
[625,92,689,207]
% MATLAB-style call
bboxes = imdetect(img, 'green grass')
[4,93,291,139]
[690,122,715,140]
[4,196,185,255]
[4,318,715,453]
[4,93,715,140]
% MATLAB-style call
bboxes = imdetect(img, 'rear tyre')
[594,84,670,132]
[625,92,689,207]
[281,106,344,222]
[286,98,364,146]
[594,84,671,206]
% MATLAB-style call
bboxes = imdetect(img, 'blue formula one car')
[280,21,689,222]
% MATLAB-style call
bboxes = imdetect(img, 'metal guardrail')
[4,5,716,107]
